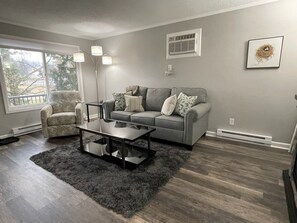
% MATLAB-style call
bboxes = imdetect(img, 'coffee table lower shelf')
[80,141,156,170]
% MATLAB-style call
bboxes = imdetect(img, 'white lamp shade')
[102,55,112,65]
[91,46,103,56]
[73,52,85,62]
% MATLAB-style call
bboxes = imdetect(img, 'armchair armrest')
[103,100,115,120]
[75,103,84,125]
[40,104,53,138]
[184,102,211,145]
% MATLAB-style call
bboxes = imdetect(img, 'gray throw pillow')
[112,92,132,111]
[175,92,198,117]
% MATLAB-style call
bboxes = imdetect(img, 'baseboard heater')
[216,129,272,145]
[12,123,42,136]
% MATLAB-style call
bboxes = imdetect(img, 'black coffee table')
[77,119,156,169]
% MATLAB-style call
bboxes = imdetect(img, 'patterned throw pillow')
[124,95,144,112]
[113,92,132,111]
[174,92,198,117]
[161,95,177,116]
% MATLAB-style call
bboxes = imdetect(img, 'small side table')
[85,101,103,122]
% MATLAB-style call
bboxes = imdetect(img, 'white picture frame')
[246,36,284,69]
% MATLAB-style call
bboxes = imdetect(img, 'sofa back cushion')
[171,87,207,105]
[134,86,148,110]
[146,88,171,111]
[50,91,81,113]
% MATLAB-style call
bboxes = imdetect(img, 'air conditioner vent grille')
[166,28,202,59]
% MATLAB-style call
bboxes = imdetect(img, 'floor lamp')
[73,46,112,102]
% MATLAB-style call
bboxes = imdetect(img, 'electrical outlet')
[229,118,235,126]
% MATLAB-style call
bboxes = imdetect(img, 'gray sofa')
[103,87,211,146]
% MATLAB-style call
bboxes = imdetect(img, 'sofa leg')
[186,145,193,151]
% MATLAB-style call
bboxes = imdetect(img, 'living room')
[0,0,296,222]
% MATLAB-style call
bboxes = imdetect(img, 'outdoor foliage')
[0,48,78,106]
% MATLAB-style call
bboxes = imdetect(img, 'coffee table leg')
[79,129,83,151]
[108,137,112,156]
[121,139,126,169]
[86,105,90,122]
[147,133,151,156]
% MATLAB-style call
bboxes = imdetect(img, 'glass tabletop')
[77,119,155,141]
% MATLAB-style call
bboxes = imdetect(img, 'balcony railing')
[8,94,47,106]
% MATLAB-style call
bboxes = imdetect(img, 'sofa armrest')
[40,104,53,138]
[185,102,211,122]
[103,100,115,120]
[75,103,84,125]
[184,102,211,145]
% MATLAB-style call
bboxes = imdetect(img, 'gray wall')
[96,0,297,143]
[0,22,95,136]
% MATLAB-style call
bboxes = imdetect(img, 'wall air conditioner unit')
[166,28,202,59]
[217,129,272,145]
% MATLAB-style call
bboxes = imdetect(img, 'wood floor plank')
[0,132,290,223]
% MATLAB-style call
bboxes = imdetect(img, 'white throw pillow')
[174,92,198,117]
[124,95,144,112]
[161,95,177,116]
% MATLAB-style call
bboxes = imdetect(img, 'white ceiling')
[0,0,278,40]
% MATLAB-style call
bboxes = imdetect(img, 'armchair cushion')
[50,91,81,113]
[47,112,76,126]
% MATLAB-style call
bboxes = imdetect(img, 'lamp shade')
[102,55,112,65]
[73,52,85,62]
[91,46,103,56]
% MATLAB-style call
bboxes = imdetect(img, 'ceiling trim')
[97,0,279,40]
[0,0,279,41]
[0,19,95,41]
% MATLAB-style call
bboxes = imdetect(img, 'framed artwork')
[246,36,284,69]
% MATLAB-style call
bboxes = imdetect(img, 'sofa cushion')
[113,91,132,111]
[124,95,144,112]
[146,88,171,111]
[171,87,207,105]
[111,111,135,122]
[48,112,76,126]
[174,92,198,117]
[131,111,161,126]
[135,86,148,109]
[161,95,177,116]
[155,115,184,131]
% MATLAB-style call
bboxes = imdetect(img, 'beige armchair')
[41,91,83,138]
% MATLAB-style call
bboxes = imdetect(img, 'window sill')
[5,103,47,114]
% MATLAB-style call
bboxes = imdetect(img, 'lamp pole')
[74,50,102,102]
[73,48,112,103]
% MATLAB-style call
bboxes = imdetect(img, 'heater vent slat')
[217,129,272,145]
[12,123,42,136]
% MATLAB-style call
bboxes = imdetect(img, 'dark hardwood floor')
[0,132,291,223]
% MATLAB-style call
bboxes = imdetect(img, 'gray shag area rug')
[30,137,190,218]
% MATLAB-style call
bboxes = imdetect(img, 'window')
[0,47,79,113]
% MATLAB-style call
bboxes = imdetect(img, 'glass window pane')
[0,48,47,107]
[45,53,78,92]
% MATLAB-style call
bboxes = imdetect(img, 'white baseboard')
[0,133,14,140]
[205,131,289,151]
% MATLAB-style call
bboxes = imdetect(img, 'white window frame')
[0,35,84,114]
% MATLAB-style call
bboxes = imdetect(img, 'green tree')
[46,53,78,91]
